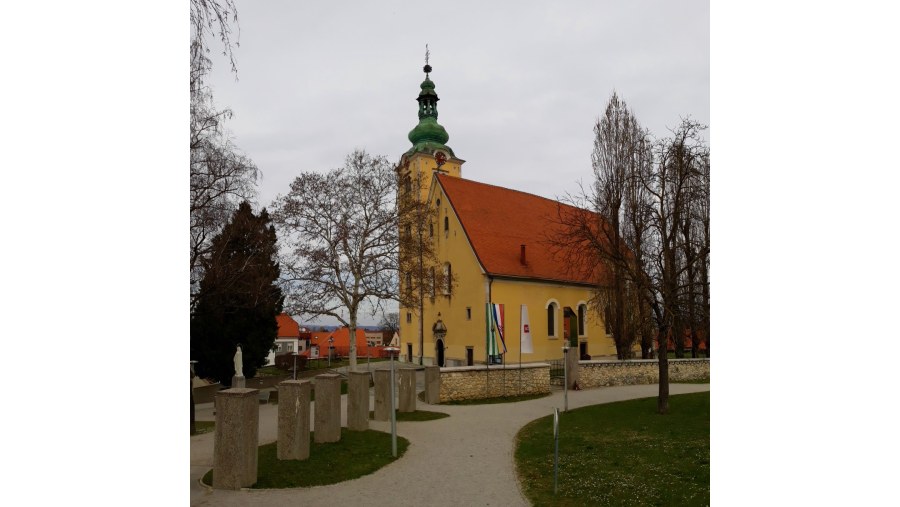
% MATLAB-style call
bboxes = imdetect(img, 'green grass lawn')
[515,392,709,507]
[202,429,409,488]
[368,410,449,421]
[192,420,215,435]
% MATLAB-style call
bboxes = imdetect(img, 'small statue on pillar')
[232,344,246,388]
[234,344,244,377]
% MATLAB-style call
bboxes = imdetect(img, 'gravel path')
[190,380,710,506]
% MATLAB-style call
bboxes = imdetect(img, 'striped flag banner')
[492,303,508,354]
[520,304,533,354]
[486,303,497,357]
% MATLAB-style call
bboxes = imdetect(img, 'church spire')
[406,49,454,158]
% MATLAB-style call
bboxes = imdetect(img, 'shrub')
[274,353,308,372]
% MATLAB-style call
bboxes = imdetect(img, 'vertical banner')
[520,304,533,354]
[486,302,496,357]
[492,304,507,354]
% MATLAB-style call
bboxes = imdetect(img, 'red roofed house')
[397,63,614,367]
[308,327,370,359]
[265,314,311,366]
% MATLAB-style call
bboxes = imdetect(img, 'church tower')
[397,56,464,365]
[397,61,464,202]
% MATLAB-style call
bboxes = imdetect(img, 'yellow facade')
[398,152,616,365]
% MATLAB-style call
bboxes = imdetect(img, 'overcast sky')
[205,0,709,210]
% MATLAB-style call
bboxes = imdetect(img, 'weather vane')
[424,44,431,76]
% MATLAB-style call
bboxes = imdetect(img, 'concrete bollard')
[277,380,311,460]
[373,369,392,421]
[213,388,259,490]
[399,368,416,412]
[314,374,342,443]
[424,366,440,404]
[347,371,370,431]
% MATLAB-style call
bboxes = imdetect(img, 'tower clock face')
[434,151,447,166]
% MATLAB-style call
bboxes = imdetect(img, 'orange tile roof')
[309,327,370,353]
[437,174,604,285]
[276,314,300,338]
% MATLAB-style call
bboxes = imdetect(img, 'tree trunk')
[349,317,358,371]
[657,323,670,414]
[418,237,425,366]
[673,315,685,359]
[702,256,710,359]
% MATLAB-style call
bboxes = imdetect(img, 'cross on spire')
[424,44,432,76]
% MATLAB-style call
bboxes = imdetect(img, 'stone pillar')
[213,388,258,490]
[277,380,310,460]
[373,369,391,421]
[399,368,416,413]
[347,371,370,431]
[565,349,580,389]
[314,374,341,443]
[231,375,246,388]
[424,366,440,404]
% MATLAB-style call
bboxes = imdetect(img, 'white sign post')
[384,346,400,457]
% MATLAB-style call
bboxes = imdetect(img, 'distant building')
[265,314,311,366]
[310,327,371,358]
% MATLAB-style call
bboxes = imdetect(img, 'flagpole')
[518,303,522,396]
[485,302,490,399]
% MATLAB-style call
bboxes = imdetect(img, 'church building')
[397,63,616,366]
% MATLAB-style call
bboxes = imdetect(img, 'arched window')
[577,303,587,336]
[546,300,559,337]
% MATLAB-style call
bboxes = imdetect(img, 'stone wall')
[439,364,550,402]
[578,359,709,388]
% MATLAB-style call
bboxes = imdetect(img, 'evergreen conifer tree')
[190,201,283,383]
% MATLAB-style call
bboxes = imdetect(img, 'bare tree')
[588,92,652,359]
[379,312,400,337]
[551,93,710,414]
[271,150,398,371]
[190,95,258,299]
[189,0,258,304]
[190,0,239,95]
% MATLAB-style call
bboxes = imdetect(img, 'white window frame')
[545,299,560,339]
[577,301,588,338]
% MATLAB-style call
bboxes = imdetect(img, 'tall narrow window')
[547,302,557,337]
[429,267,435,297]
[444,216,449,232]
[466,307,472,320]
[578,304,586,336]
[443,263,452,295]
[429,222,434,237]
[406,312,412,323]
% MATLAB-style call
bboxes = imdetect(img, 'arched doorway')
[436,339,445,367]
